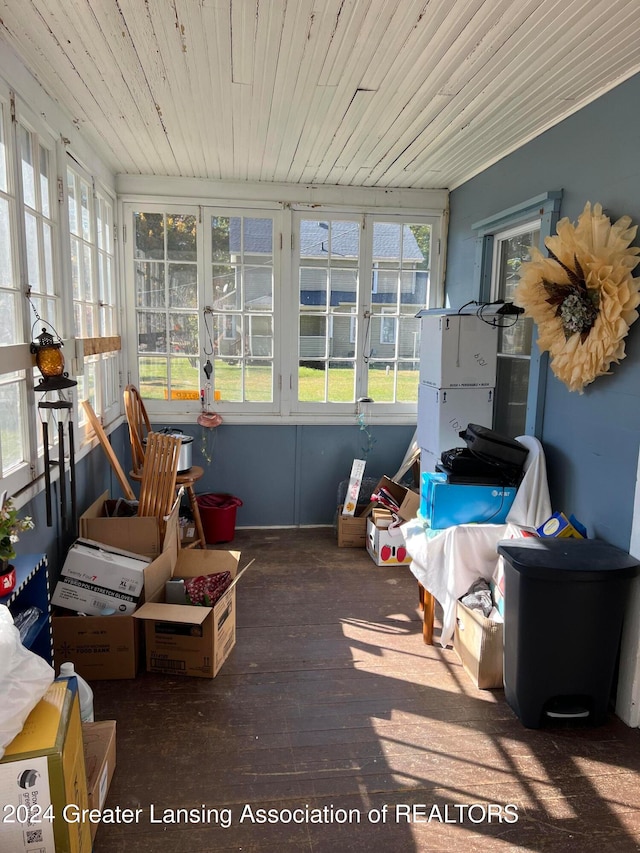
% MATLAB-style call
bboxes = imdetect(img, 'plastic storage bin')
[497,538,640,728]
[196,493,243,544]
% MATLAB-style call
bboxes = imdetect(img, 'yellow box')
[0,678,92,853]
[536,512,585,539]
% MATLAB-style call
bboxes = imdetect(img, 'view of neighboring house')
[207,217,428,366]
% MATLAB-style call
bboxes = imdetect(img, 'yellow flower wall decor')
[515,202,640,393]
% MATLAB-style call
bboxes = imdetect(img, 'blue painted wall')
[15,420,414,579]
[141,422,416,529]
[446,72,640,550]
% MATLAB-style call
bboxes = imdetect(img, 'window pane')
[24,211,39,289]
[135,212,164,259]
[138,311,166,352]
[245,363,272,402]
[243,217,273,259]
[493,357,529,437]
[300,267,327,307]
[368,362,395,402]
[39,147,50,218]
[82,243,93,301]
[136,261,165,308]
[0,291,17,345]
[212,217,231,262]
[298,362,326,402]
[0,376,26,474]
[328,362,354,402]
[19,126,35,209]
[80,179,91,242]
[212,265,239,309]
[214,358,242,401]
[67,170,78,236]
[207,214,274,404]
[0,108,7,193]
[245,266,272,311]
[169,312,198,355]
[167,214,196,261]
[71,237,80,302]
[0,198,12,288]
[168,263,197,308]
[169,357,199,394]
[43,222,54,295]
[139,356,167,399]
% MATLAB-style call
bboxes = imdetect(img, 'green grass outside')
[140,358,419,403]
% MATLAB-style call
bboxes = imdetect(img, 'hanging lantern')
[30,327,77,392]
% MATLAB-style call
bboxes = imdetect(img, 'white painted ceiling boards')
[1,0,639,189]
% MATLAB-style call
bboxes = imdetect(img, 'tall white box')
[419,312,498,388]
[417,385,494,457]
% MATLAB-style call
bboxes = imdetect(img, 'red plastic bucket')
[196,493,243,544]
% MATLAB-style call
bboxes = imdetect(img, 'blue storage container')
[420,472,517,528]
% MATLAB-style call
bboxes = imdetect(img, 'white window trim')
[120,188,446,425]
[473,191,563,437]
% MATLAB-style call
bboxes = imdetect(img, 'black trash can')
[497,538,640,729]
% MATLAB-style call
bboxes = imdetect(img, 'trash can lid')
[497,537,640,581]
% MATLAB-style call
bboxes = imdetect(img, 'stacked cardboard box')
[52,494,250,680]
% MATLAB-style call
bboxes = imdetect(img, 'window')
[474,192,563,438]
[133,209,199,402]
[208,214,274,405]
[490,223,538,437]
[124,201,443,422]
[293,213,436,412]
[68,163,119,428]
[0,92,62,495]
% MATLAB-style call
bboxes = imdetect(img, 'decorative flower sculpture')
[515,202,640,393]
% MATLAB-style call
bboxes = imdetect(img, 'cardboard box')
[0,678,92,853]
[80,491,162,557]
[51,539,151,616]
[536,512,585,539]
[417,384,494,458]
[454,600,504,689]
[134,549,253,679]
[50,502,182,680]
[418,311,498,388]
[364,475,420,521]
[366,511,412,566]
[82,721,116,841]
[337,504,368,547]
[420,472,516,528]
[52,611,140,680]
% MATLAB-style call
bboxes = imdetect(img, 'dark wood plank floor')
[91,528,640,852]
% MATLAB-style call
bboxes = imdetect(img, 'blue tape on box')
[420,472,517,528]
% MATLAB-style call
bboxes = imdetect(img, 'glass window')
[124,202,443,421]
[68,164,119,427]
[474,191,562,438]
[134,211,200,401]
[491,224,539,437]
[295,215,432,408]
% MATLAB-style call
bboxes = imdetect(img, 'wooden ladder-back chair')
[137,432,182,542]
[124,384,207,550]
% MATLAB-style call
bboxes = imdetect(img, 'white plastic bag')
[0,604,54,758]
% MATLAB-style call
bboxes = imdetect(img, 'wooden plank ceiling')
[1,0,640,190]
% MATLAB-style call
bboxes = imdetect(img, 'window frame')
[67,158,120,434]
[290,207,442,420]
[122,196,445,425]
[473,192,563,437]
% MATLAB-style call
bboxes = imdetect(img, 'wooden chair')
[137,432,181,542]
[124,384,207,549]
